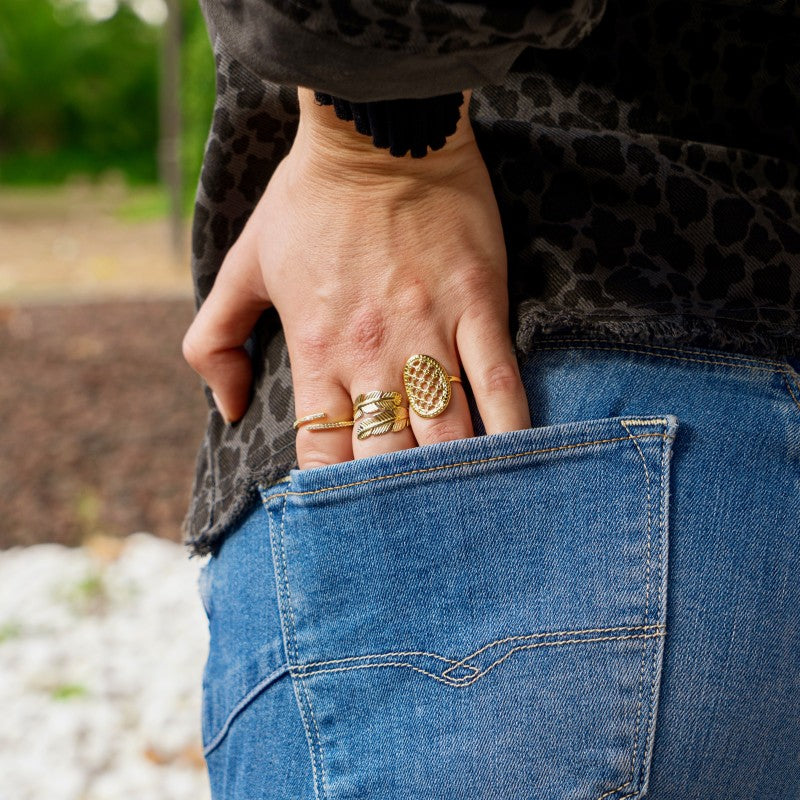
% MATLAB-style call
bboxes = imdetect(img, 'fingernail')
[211,392,231,425]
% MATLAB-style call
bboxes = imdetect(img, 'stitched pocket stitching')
[781,368,800,416]
[291,630,666,688]
[606,422,670,800]
[440,622,662,680]
[595,420,657,800]
[270,491,330,800]
[261,431,670,502]
[264,422,672,797]
[613,416,671,800]
[296,623,664,671]
[636,413,672,797]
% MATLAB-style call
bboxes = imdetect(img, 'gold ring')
[353,390,403,418]
[352,390,410,440]
[293,411,355,431]
[403,354,461,418]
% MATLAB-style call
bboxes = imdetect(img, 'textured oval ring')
[403,354,460,419]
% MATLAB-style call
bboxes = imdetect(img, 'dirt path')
[0,183,192,303]
[0,185,208,547]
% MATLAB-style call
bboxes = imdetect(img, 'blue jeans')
[198,335,800,799]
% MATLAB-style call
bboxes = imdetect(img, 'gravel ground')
[0,534,211,800]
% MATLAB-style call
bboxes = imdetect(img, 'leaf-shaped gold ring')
[353,390,403,419]
[355,405,410,440]
[403,354,461,418]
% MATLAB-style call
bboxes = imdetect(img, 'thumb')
[182,225,271,423]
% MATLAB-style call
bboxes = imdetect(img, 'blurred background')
[1,1,218,796]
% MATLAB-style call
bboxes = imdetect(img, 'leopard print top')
[185,0,800,557]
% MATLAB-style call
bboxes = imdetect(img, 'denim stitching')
[440,623,662,680]
[613,419,669,426]
[532,344,783,373]
[291,632,665,687]
[203,664,291,757]
[296,624,664,671]
[262,423,671,794]
[607,427,670,800]
[638,417,672,798]
[595,420,657,800]
[530,337,788,367]
[205,625,662,750]
[780,368,800,416]
[263,433,670,501]
[609,424,670,800]
[271,491,329,799]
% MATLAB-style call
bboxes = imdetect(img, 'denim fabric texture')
[198,335,800,800]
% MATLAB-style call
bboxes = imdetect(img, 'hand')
[182,87,531,469]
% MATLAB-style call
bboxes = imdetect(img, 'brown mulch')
[0,299,209,548]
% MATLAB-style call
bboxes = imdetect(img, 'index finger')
[182,225,271,423]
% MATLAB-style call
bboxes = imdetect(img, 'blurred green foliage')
[0,0,215,206]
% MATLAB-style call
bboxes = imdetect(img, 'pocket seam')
[203,664,291,757]
[267,418,675,800]
[270,490,331,799]
[594,420,661,800]
[290,624,666,687]
[264,429,672,501]
[780,366,800,417]
[614,416,669,800]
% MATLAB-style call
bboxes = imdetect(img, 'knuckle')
[296,441,344,471]
[395,280,434,319]
[418,417,468,445]
[293,325,334,363]
[458,263,495,305]
[349,307,386,355]
[478,361,521,396]
[181,329,207,371]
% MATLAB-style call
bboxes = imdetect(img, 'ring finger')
[402,348,474,447]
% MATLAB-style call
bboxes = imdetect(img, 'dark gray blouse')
[185,0,800,557]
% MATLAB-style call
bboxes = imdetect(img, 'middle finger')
[349,344,475,460]
[350,362,417,458]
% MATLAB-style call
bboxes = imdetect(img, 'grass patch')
[114,185,170,222]
[51,683,88,701]
[0,621,22,643]
[65,569,109,614]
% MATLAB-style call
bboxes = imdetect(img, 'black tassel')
[313,91,465,158]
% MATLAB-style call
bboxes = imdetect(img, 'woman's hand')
[182,87,531,469]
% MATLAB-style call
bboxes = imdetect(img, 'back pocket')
[260,414,678,800]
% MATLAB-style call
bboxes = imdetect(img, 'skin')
[182,86,531,469]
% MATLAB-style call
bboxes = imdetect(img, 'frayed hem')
[515,310,799,359]
[182,464,294,558]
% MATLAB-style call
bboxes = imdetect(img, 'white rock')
[0,535,211,800]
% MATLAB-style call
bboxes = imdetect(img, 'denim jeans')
[198,334,800,800]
